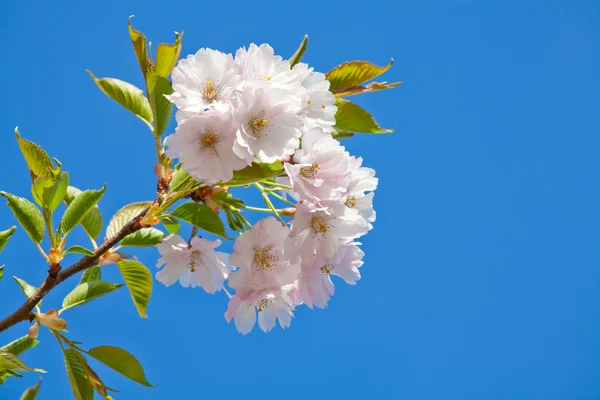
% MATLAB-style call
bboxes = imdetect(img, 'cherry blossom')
[294,63,337,131]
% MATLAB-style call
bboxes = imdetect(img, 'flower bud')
[48,248,64,265]
[140,203,160,227]
[28,322,39,339]
[34,309,67,331]
[282,207,296,217]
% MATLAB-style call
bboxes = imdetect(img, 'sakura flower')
[225,287,296,334]
[294,63,337,131]
[343,156,378,228]
[285,201,368,263]
[156,235,230,294]
[165,111,248,185]
[234,43,304,92]
[292,126,332,162]
[232,85,303,163]
[167,48,240,114]
[228,216,299,291]
[284,135,351,205]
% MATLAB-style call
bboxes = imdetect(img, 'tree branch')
[0,208,149,333]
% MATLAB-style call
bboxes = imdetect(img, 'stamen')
[249,112,269,136]
[201,79,219,103]
[254,248,278,271]
[345,195,356,208]
[300,163,319,179]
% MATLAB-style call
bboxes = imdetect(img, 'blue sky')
[1,1,599,399]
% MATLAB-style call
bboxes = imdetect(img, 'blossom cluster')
[157,44,377,334]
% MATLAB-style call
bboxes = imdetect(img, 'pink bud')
[35,310,67,331]
[28,322,39,339]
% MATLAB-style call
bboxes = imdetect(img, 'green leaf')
[87,345,154,387]
[0,351,45,373]
[171,202,228,238]
[326,59,394,93]
[147,73,174,137]
[62,281,123,312]
[15,128,56,179]
[128,16,149,79]
[1,336,39,356]
[0,265,4,281]
[0,226,16,254]
[289,35,308,67]
[64,245,95,257]
[106,202,151,238]
[331,127,355,140]
[87,71,153,127]
[222,161,284,187]
[13,277,40,306]
[334,98,394,134]
[19,379,41,400]
[79,266,101,284]
[154,31,183,78]
[62,348,93,400]
[332,80,402,98]
[120,228,164,248]
[32,172,70,212]
[161,216,180,235]
[60,185,106,235]
[170,164,196,192]
[0,192,44,243]
[116,260,152,318]
[64,187,103,240]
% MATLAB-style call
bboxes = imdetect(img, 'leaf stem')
[254,183,287,225]
[43,209,56,248]
[264,189,296,207]
[259,181,293,190]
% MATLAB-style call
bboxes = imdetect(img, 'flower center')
[300,163,319,179]
[311,216,331,236]
[321,264,335,275]
[189,250,203,272]
[257,72,272,81]
[200,131,219,150]
[345,195,356,208]
[257,298,272,312]
[249,112,269,137]
[201,79,219,103]
[254,248,278,271]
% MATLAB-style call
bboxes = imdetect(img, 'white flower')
[167,48,240,114]
[293,127,332,162]
[228,216,299,291]
[294,63,337,131]
[234,44,304,92]
[225,288,296,335]
[285,201,368,263]
[343,156,378,228]
[156,235,230,294]
[165,111,248,185]
[284,135,351,205]
[232,85,303,163]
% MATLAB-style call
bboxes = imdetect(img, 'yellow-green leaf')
[64,245,95,257]
[147,73,174,136]
[289,35,308,67]
[116,260,152,318]
[19,378,41,400]
[15,128,56,179]
[0,192,44,243]
[221,161,284,187]
[0,226,16,254]
[120,228,164,248]
[87,345,154,387]
[87,71,153,127]
[171,202,227,239]
[32,171,70,212]
[154,31,183,78]
[60,185,106,235]
[128,16,149,79]
[79,266,101,284]
[62,348,93,400]
[1,336,39,356]
[64,186,103,240]
[13,276,40,307]
[326,60,394,93]
[161,216,180,235]
[62,281,123,312]
[0,351,45,373]
[334,98,394,134]
[333,81,402,98]
[106,201,151,238]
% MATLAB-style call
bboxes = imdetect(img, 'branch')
[0,208,149,333]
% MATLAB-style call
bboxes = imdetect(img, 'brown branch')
[0,208,149,333]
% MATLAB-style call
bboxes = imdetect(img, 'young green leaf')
[106,201,151,238]
[87,71,153,127]
[289,35,308,67]
[13,277,41,306]
[221,161,284,187]
[87,345,154,387]
[64,245,95,257]
[331,127,355,140]
[326,59,394,93]
[170,164,196,192]
[60,185,106,236]
[334,98,394,134]
[0,351,45,373]
[128,16,149,78]
[32,172,70,212]
[15,128,56,179]
[62,348,93,400]
[61,281,123,312]
[147,73,174,136]
[0,265,4,281]
[154,31,183,78]
[0,336,39,356]
[64,187,103,240]
[116,260,152,318]
[120,228,164,248]
[0,226,16,254]
[0,192,44,243]
[19,378,41,400]
[171,202,228,238]
[161,216,180,235]
[79,266,101,284]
